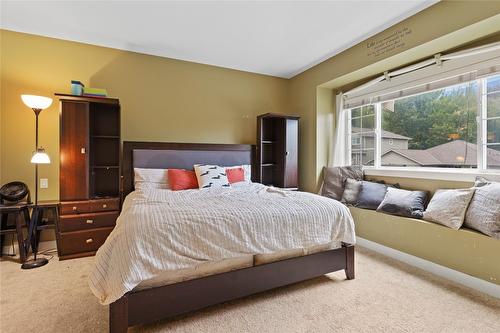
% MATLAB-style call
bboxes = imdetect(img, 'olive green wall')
[351,207,500,285]
[289,1,500,192]
[0,30,288,200]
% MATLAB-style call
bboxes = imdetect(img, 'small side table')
[0,204,31,263]
[32,200,59,253]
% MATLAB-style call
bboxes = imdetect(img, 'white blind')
[343,42,500,109]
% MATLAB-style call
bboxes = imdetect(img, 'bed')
[90,141,356,332]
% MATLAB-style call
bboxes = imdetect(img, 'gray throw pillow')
[341,178,362,205]
[376,187,428,218]
[357,181,389,210]
[321,166,363,201]
[464,179,500,239]
[423,188,475,229]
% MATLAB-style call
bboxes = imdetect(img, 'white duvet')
[89,182,355,305]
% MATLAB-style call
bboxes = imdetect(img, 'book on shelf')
[83,87,108,97]
[83,93,108,98]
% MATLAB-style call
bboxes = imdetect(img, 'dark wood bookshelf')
[57,93,121,260]
[256,113,300,189]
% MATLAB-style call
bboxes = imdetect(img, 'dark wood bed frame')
[110,141,355,332]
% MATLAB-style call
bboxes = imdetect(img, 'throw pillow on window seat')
[463,177,500,239]
[341,178,362,205]
[423,188,475,229]
[321,166,363,201]
[376,187,428,219]
[356,181,392,210]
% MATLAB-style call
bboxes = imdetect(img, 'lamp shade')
[31,148,51,164]
[21,95,53,110]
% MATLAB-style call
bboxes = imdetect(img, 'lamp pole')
[33,108,41,205]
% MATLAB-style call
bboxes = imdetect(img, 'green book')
[83,87,108,96]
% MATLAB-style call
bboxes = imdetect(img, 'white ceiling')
[1,1,437,78]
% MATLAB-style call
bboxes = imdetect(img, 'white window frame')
[344,73,500,182]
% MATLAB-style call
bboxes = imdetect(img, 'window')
[350,105,375,166]
[346,73,500,171]
[484,75,500,169]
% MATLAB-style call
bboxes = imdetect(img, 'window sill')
[363,167,500,183]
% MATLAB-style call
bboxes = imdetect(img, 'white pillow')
[194,165,231,189]
[423,188,475,229]
[225,164,252,182]
[464,178,500,239]
[134,168,169,190]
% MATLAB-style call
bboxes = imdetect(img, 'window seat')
[349,206,500,286]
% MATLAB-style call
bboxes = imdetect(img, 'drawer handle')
[102,204,107,208]
[72,206,77,211]
[86,238,93,244]
[86,219,94,224]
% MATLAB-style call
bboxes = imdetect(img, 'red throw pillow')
[168,169,198,190]
[226,167,245,184]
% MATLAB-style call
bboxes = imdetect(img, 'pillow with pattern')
[194,165,231,189]
[464,177,500,239]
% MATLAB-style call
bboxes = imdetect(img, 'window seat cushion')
[349,206,500,285]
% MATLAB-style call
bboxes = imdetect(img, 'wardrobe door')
[283,118,298,189]
[60,101,89,200]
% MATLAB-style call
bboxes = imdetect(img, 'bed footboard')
[109,244,355,332]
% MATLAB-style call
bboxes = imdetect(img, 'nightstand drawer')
[60,201,90,215]
[59,211,118,232]
[58,227,114,255]
[90,198,120,212]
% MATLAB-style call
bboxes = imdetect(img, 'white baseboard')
[2,240,57,258]
[356,237,500,299]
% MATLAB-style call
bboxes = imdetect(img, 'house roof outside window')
[357,128,500,167]
[382,140,500,167]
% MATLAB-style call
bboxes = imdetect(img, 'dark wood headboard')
[122,141,255,197]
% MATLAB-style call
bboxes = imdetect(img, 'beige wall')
[0,30,288,200]
[289,1,500,192]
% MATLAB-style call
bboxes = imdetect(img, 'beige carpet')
[1,247,499,333]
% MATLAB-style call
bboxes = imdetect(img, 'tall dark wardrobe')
[56,94,121,259]
[256,113,300,190]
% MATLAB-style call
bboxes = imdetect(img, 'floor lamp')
[20,94,52,269]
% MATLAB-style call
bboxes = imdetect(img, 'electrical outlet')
[40,178,48,189]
